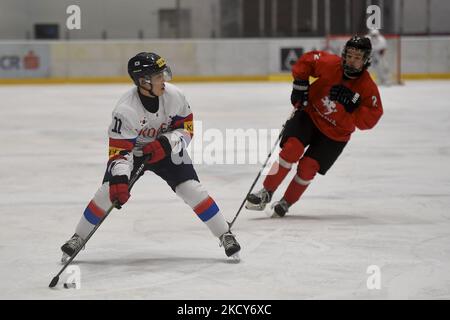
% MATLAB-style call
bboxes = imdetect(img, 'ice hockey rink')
[1,80,449,300]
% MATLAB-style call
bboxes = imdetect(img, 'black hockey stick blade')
[49,276,59,288]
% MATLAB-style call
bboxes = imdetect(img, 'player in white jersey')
[60,52,241,261]
[366,29,390,85]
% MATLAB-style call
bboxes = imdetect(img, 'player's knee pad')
[175,179,209,208]
[279,137,304,164]
[296,156,320,184]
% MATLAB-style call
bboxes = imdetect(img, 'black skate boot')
[245,188,273,211]
[219,231,241,261]
[60,233,84,263]
[270,198,290,218]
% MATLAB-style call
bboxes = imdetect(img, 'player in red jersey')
[246,35,383,217]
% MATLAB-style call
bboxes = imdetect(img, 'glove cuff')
[351,92,361,105]
[345,94,361,113]
[109,174,129,185]
[293,79,309,90]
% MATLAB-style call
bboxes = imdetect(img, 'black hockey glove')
[291,79,309,109]
[329,84,361,113]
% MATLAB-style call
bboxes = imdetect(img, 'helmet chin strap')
[138,80,156,97]
[343,65,363,79]
[342,56,367,78]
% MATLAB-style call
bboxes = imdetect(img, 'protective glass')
[144,66,172,84]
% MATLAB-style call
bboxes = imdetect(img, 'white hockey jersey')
[107,82,193,178]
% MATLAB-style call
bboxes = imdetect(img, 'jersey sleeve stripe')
[109,138,136,151]
[171,113,193,129]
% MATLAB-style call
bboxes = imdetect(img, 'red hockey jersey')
[292,50,383,142]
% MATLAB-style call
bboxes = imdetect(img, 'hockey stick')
[228,111,295,229]
[48,155,150,288]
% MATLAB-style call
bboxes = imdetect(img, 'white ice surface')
[1,81,450,299]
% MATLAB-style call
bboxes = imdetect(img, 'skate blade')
[227,252,241,263]
[245,201,266,211]
[264,206,283,218]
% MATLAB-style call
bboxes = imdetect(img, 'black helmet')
[342,36,372,78]
[127,52,172,86]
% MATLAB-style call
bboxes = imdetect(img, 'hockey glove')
[291,79,309,109]
[329,84,361,113]
[109,175,130,209]
[142,136,171,164]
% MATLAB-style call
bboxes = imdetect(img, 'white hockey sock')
[75,183,112,239]
[175,180,229,238]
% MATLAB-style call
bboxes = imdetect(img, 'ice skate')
[267,198,290,218]
[219,231,241,262]
[60,233,85,262]
[245,188,273,211]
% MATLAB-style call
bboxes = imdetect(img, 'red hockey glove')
[109,175,130,209]
[142,137,171,164]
